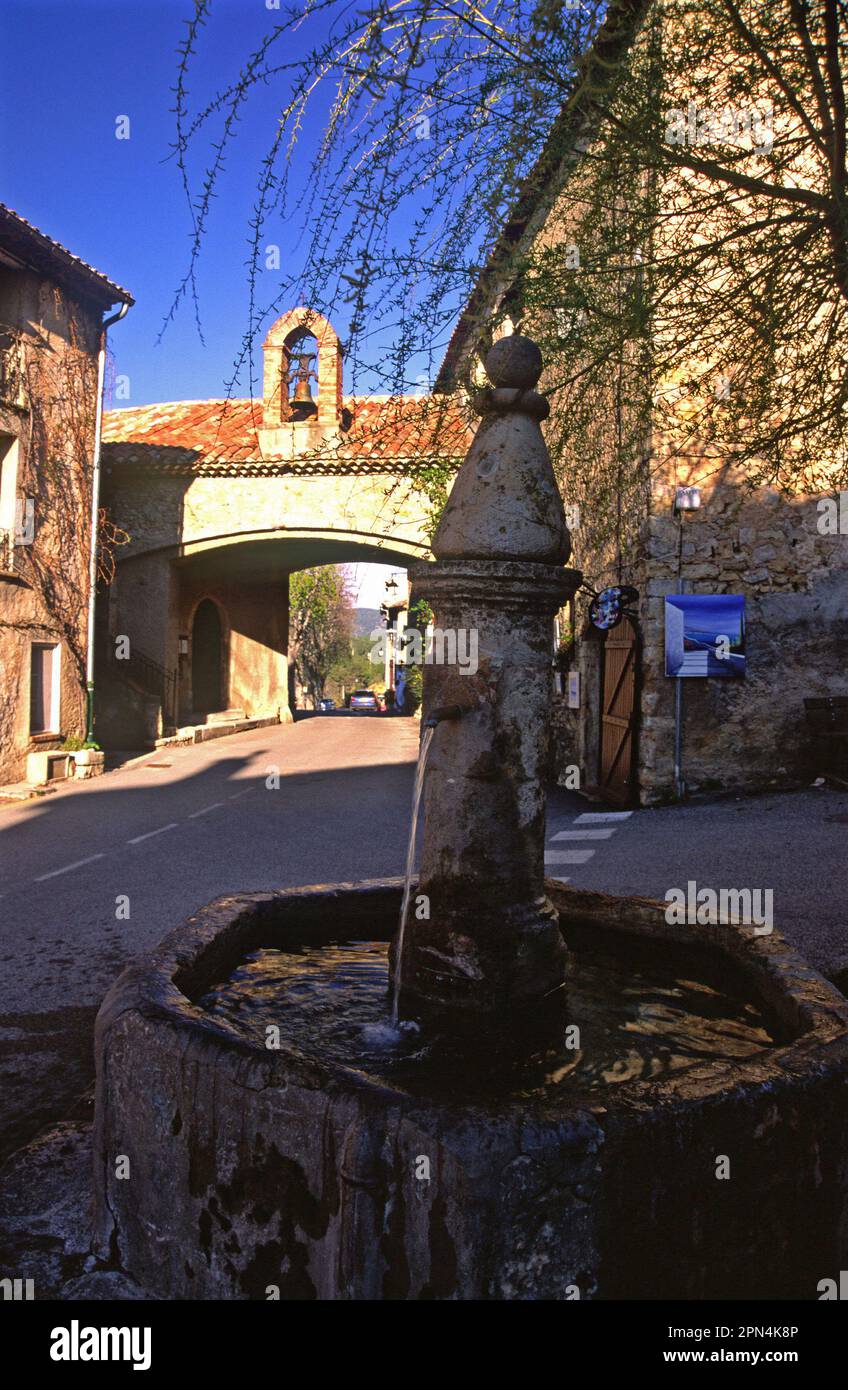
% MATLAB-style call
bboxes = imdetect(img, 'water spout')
[423,704,466,728]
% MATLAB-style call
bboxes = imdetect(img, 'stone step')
[204,709,247,725]
[153,713,280,750]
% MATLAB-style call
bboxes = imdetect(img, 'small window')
[30,642,60,734]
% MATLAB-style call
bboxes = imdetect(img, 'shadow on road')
[0,725,421,1164]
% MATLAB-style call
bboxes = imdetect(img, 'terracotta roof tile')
[103,395,471,475]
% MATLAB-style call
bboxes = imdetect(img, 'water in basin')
[197,934,778,1099]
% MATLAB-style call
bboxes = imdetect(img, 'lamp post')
[383,573,403,688]
[672,484,703,798]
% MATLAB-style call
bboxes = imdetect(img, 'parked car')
[349,689,381,712]
[318,697,336,712]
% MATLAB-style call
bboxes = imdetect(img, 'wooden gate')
[598,615,639,807]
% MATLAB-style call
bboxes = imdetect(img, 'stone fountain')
[93,337,848,1301]
[393,334,579,1033]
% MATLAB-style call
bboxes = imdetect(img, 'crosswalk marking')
[546,808,635,882]
[550,828,615,841]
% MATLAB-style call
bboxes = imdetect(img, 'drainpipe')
[85,300,130,745]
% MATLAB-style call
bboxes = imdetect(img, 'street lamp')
[673,485,701,512]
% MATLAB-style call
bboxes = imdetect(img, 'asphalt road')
[1,714,845,1162]
[0,713,420,1160]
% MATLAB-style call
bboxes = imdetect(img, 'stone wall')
[102,467,434,564]
[0,269,101,783]
[637,472,848,802]
[548,625,607,793]
[177,574,290,723]
[546,462,848,805]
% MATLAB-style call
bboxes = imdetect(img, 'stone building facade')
[549,465,848,806]
[0,204,133,784]
[99,307,467,744]
[436,0,848,805]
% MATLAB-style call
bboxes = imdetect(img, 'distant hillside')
[352,607,382,638]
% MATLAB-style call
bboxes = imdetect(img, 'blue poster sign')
[665,594,746,677]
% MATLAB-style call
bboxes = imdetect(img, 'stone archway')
[192,598,224,714]
[99,303,471,740]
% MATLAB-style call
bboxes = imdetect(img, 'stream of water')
[391,723,434,1024]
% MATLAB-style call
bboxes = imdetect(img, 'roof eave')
[0,203,134,309]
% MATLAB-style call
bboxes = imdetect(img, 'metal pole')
[674,676,684,799]
[673,504,685,799]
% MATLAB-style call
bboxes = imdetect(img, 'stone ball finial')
[485,334,543,390]
[432,327,570,565]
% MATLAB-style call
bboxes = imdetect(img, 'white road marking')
[550,828,615,841]
[574,811,633,823]
[127,822,179,845]
[35,853,105,882]
[188,802,225,819]
[545,849,596,865]
[228,788,254,799]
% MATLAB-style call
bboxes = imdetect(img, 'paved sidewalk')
[545,783,848,978]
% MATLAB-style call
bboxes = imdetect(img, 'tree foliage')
[523,0,848,504]
[326,633,379,699]
[289,565,354,703]
[170,0,593,391]
[172,0,848,498]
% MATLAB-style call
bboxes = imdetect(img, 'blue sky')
[1,0,444,412]
[1,0,563,609]
[0,1,430,605]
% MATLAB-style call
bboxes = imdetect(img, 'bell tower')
[260,307,343,456]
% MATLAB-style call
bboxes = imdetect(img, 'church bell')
[290,350,317,406]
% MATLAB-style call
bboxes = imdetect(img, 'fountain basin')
[93,880,848,1300]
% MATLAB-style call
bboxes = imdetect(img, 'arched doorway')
[192,599,224,714]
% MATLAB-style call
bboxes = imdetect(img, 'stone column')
[397,335,582,1032]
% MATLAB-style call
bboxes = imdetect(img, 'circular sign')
[588,586,638,631]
